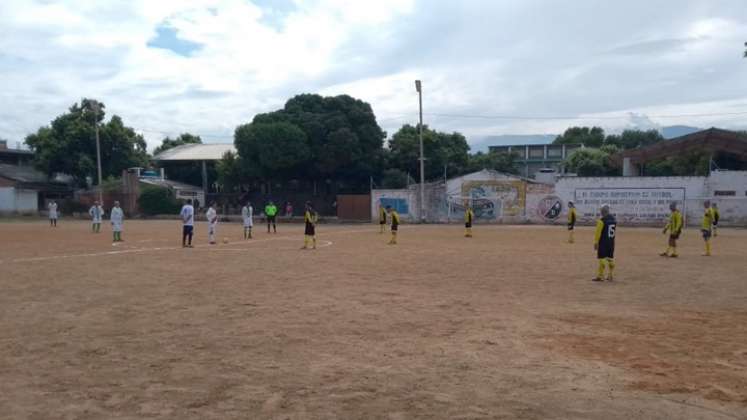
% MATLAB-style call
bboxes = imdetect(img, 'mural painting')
[461,180,526,219]
[379,197,409,215]
[536,195,563,221]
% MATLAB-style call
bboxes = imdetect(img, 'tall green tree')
[234,121,310,180]
[564,144,620,176]
[553,126,606,147]
[387,124,470,180]
[605,129,664,149]
[153,133,202,155]
[466,151,519,174]
[25,99,148,186]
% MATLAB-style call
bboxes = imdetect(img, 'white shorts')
[243,218,253,228]
[112,222,123,232]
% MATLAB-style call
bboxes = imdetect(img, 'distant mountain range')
[469,125,703,152]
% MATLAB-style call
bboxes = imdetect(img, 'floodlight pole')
[415,80,425,223]
[92,101,103,204]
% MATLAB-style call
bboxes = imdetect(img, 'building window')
[528,148,544,159]
[547,147,562,158]
[714,190,736,196]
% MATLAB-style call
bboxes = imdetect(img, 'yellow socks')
[705,240,711,256]
[607,258,615,279]
[465,228,472,237]
[389,232,397,244]
[596,259,605,279]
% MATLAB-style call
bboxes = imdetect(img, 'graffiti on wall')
[461,180,526,219]
[536,195,563,221]
[379,197,409,214]
[574,188,685,222]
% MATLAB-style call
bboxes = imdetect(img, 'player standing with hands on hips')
[592,204,616,282]
[567,201,577,243]
[301,201,317,250]
[660,202,683,258]
[387,205,400,245]
[265,200,278,234]
[701,200,715,256]
[110,201,124,243]
[464,203,474,238]
[206,202,218,245]
[180,199,195,248]
[89,200,104,233]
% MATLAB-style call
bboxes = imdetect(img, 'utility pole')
[415,80,425,223]
[92,101,103,204]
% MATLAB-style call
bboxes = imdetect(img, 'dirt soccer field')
[0,219,745,419]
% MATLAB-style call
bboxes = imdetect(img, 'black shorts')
[597,243,614,259]
[305,224,315,236]
[268,215,276,223]
[183,225,194,235]
[567,223,575,231]
[669,232,681,240]
[465,222,472,228]
[701,229,712,240]
[380,220,386,225]
[391,225,398,232]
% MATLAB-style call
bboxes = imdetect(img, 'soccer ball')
[223,238,229,244]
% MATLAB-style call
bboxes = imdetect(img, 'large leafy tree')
[25,99,148,186]
[564,145,620,176]
[387,124,470,180]
[465,151,519,174]
[227,94,386,189]
[153,133,202,155]
[605,129,664,149]
[553,126,606,147]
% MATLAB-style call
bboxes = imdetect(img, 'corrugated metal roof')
[0,164,48,183]
[153,143,236,161]
[139,177,202,191]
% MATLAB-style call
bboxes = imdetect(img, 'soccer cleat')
[670,254,678,258]
[591,277,604,282]
[659,252,669,257]
[606,276,614,282]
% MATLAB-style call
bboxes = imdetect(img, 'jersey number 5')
[608,224,616,238]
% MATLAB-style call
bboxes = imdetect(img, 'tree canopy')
[553,126,606,147]
[226,94,386,189]
[153,133,202,155]
[25,99,148,186]
[387,124,470,180]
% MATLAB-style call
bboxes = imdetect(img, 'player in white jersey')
[89,201,104,233]
[241,201,254,239]
[180,199,195,248]
[110,201,124,242]
[206,202,218,245]
[48,201,58,227]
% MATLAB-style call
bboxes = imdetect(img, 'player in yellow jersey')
[464,204,474,238]
[701,200,715,256]
[378,204,387,234]
[711,202,720,237]
[301,201,317,250]
[387,205,399,245]
[660,202,683,258]
[592,205,616,282]
[567,201,577,243]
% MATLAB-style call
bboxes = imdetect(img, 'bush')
[138,186,182,215]
[381,168,409,189]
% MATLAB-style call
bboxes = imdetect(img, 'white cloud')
[0,0,746,151]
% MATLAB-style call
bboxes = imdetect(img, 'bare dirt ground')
[1,219,745,419]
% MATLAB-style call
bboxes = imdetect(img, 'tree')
[380,168,410,189]
[153,133,202,155]
[605,129,664,150]
[231,94,386,190]
[466,151,519,174]
[216,151,245,193]
[564,145,620,176]
[645,152,711,176]
[388,124,470,180]
[25,99,148,186]
[553,126,606,147]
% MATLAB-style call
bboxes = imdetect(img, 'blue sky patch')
[147,25,202,57]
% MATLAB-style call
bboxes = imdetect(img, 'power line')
[378,110,747,122]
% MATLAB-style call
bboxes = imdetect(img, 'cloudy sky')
[1,0,746,151]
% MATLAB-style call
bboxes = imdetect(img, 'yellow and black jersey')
[594,214,617,259]
[390,210,400,231]
[465,208,474,228]
[379,206,387,224]
[304,210,317,235]
[567,208,577,229]
[664,210,683,237]
[702,207,715,231]
[712,208,720,225]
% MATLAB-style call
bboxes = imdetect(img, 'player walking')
[660,202,683,258]
[701,200,715,256]
[464,203,474,238]
[592,204,616,282]
[387,205,400,245]
[89,200,104,233]
[301,201,317,250]
[48,201,58,227]
[110,201,124,242]
[711,202,720,237]
[265,200,278,234]
[206,202,218,245]
[378,203,387,234]
[180,199,195,248]
[567,201,577,243]
[241,201,253,239]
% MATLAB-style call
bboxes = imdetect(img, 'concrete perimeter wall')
[372,170,747,226]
